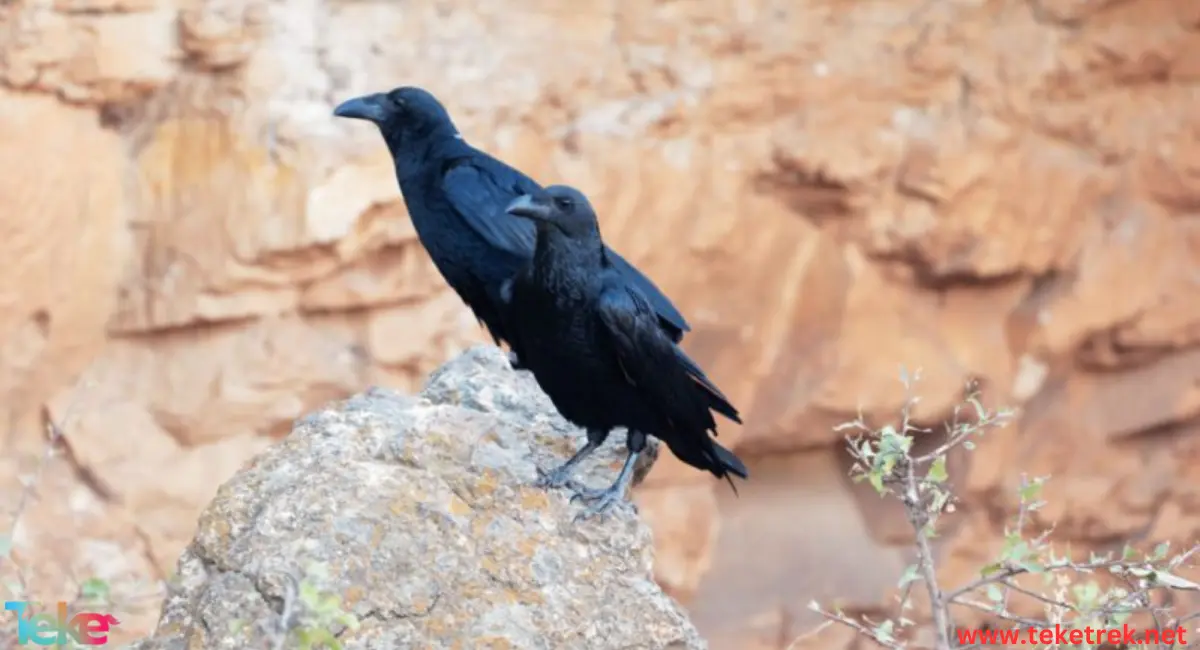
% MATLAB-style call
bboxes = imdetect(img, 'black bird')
[502,185,748,518]
[331,86,689,369]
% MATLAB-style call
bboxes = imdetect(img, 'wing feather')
[440,157,539,257]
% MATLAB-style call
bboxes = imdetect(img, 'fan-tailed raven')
[502,185,747,518]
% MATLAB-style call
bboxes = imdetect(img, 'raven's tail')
[710,439,748,496]
[674,347,742,424]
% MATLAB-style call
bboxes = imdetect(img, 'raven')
[331,86,689,369]
[502,185,748,518]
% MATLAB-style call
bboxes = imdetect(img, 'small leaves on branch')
[803,370,1199,650]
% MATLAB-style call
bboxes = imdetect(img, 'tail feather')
[710,439,748,496]
[674,347,742,424]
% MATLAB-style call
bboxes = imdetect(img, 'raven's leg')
[571,429,647,520]
[535,427,610,490]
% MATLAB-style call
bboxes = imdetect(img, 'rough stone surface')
[131,346,700,650]
[1,0,1199,647]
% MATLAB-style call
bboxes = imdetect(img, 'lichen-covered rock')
[130,346,699,650]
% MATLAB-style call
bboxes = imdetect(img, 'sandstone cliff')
[1,0,1199,647]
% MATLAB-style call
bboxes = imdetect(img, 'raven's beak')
[506,194,553,221]
[333,94,387,123]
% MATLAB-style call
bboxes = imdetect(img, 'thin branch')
[954,597,1048,628]
[811,607,904,650]
[901,458,951,650]
[946,555,1135,602]
[784,620,833,650]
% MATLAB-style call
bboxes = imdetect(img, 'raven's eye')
[387,92,407,108]
[554,197,574,211]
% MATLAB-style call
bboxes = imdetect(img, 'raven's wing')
[440,155,540,258]
[596,284,667,388]
[602,248,690,341]
[441,151,690,338]
[596,282,736,424]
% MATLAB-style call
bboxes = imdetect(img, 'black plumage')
[502,185,748,518]
[331,86,689,368]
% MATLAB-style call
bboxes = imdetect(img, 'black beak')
[506,194,553,221]
[333,94,387,123]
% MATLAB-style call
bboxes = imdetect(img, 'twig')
[954,597,1049,628]
[784,619,833,650]
[811,606,905,650]
[946,556,1135,602]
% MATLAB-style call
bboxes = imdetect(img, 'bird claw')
[534,464,579,491]
[568,485,610,502]
[569,484,629,521]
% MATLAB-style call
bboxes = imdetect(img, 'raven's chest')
[511,275,598,352]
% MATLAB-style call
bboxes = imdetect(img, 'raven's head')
[505,185,599,238]
[333,86,457,142]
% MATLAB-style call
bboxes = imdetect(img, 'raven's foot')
[533,438,602,492]
[534,463,580,491]
[568,445,640,521]
[507,350,526,371]
[569,483,630,521]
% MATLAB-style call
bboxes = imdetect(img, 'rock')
[130,346,701,650]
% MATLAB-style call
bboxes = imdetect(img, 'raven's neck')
[386,126,469,180]
[533,226,606,285]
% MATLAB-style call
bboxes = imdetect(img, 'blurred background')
[1,0,1198,647]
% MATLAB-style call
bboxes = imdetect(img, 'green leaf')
[962,441,976,450]
[986,583,1004,603]
[1020,561,1044,574]
[926,456,948,483]
[1073,581,1100,607]
[980,562,1003,577]
[1149,571,1200,591]
[1152,541,1170,560]
[874,619,895,643]
[880,455,897,477]
[1004,541,1030,563]
[967,396,987,420]
[898,564,920,588]
[1018,479,1043,502]
[868,471,885,495]
[1121,544,1136,561]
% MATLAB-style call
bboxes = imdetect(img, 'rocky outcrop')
[2,0,1199,647]
[131,346,701,650]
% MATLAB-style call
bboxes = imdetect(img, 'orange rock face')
[1,0,1198,647]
